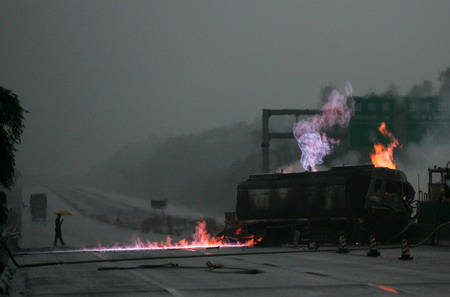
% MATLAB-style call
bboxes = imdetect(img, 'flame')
[293,83,354,171]
[370,122,399,169]
[376,285,399,293]
[79,220,259,253]
[235,227,243,235]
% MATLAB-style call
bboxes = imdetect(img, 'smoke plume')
[293,83,354,171]
[397,132,450,193]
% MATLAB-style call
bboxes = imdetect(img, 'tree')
[438,67,450,96]
[407,80,434,97]
[0,86,27,188]
[383,83,401,98]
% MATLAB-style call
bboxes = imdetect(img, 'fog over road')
[19,185,213,250]
[20,186,149,249]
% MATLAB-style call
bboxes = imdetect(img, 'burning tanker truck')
[233,164,415,245]
[223,84,415,246]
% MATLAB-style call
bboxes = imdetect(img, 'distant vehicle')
[29,193,47,222]
[151,199,167,210]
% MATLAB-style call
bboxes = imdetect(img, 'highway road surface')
[8,245,450,296]
[6,185,450,296]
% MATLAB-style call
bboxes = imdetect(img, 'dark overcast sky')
[1,1,449,177]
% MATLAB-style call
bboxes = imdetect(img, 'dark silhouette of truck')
[233,164,415,245]
[29,193,47,222]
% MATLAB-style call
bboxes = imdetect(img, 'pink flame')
[293,83,354,171]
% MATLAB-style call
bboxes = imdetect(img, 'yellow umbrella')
[55,210,72,216]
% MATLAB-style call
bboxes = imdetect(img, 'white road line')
[128,270,185,297]
[92,252,184,297]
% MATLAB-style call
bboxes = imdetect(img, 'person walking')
[54,213,65,246]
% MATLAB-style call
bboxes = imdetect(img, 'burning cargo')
[234,164,415,245]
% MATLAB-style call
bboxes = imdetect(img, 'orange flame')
[235,227,243,235]
[79,220,259,253]
[370,122,399,169]
[376,285,399,293]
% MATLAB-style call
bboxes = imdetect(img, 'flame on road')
[370,122,399,169]
[80,220,259,253]
[376,285,399,293]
